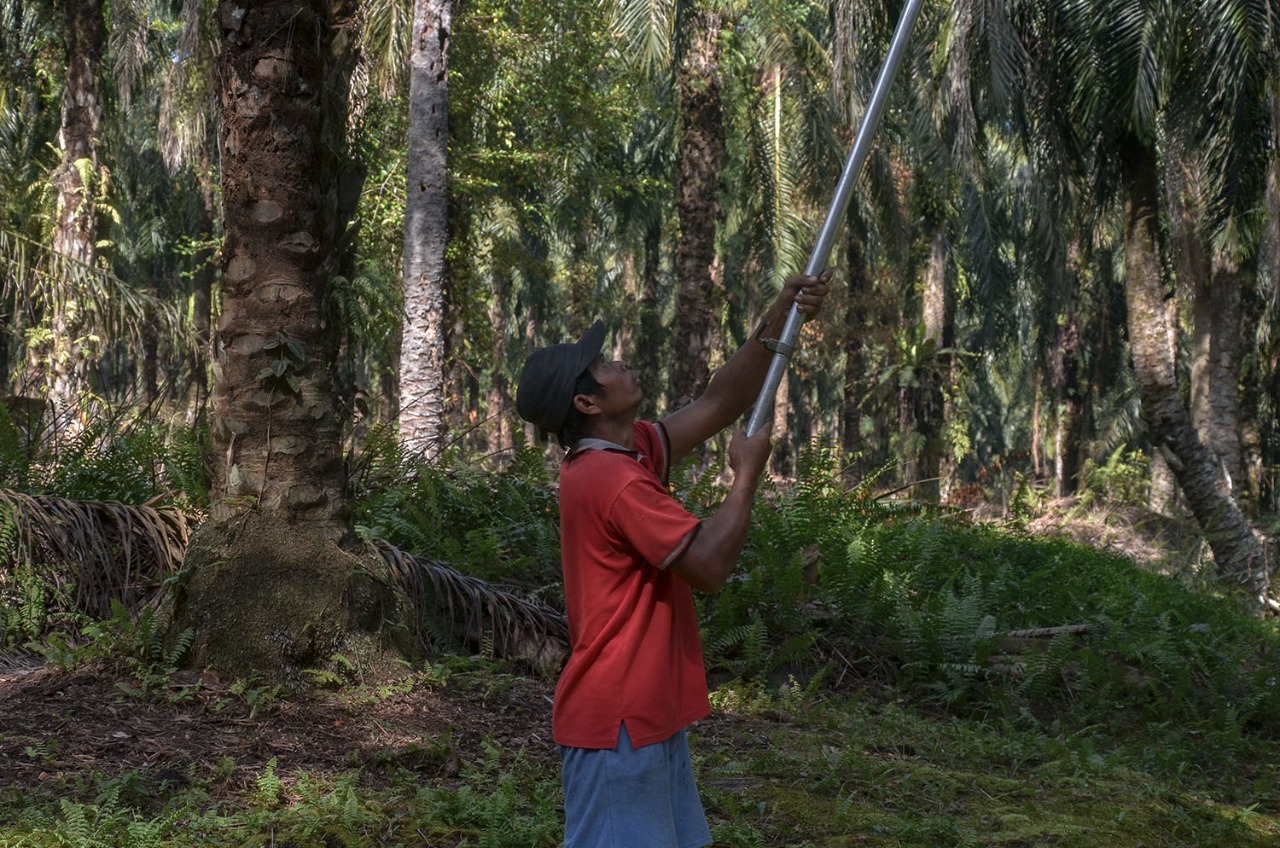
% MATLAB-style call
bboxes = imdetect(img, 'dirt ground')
[0,659,560,797]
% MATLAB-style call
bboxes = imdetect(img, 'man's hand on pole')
[729,423,774,487]
[777,269,833,321]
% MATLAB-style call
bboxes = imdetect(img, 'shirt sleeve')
[634,420,672,485]
[609,473,701,570]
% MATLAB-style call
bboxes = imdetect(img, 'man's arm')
[662,271,831,466]
[670,426,771,593]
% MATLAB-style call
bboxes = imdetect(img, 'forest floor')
[0,657,557,798]
[2,502,1276,846]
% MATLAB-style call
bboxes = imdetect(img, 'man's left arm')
[662,270,831,465]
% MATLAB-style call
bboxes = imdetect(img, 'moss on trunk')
[163,514,416,688]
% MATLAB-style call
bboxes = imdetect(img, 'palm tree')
[207,0,351,539]
[398,0,451,458]
[670,2,728,409]
[0,0,60,397]
[1082,0,1272,604]
[41,0,106,429]
[832,0,911,481]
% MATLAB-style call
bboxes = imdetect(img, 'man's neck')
[581,414,637,451]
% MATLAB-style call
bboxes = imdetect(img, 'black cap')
[516,320,606,437]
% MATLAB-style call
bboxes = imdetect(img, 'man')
[515,271,831,848]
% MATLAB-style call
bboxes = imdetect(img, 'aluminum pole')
[746,0,926,437]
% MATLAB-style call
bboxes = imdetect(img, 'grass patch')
[5,669,1276,847]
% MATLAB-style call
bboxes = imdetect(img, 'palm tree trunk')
[1119,135,1268,607]
[1052,242,1086,496]
[1192,256,1244,502]
[1051,304,1086,497]
[210,0,347,541]
[1191,256,1246,498]
[918,230,952,503]
[399,0,451,457]
[45,0,105,429]
[841,219,870,483]
[1166,140,1248,504]
[187,149,218,426]
[635,219,665,415]
[485,271,511,457]
[670,5,726,409]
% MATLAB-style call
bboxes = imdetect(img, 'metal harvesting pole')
[745,0,927,437]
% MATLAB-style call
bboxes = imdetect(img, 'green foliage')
[1079,445,1152,507]
[255,332,307,397]
[0,404,34,488]
[222,675,285,719]
[39,601,194,700]
[9,413,207,507]
[691,439,1280,749]
[354,441,562,594]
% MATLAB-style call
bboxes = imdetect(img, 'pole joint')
[760,337,794,357]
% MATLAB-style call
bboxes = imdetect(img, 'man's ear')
[572,392,600,416]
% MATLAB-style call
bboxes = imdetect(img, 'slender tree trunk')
[210,0,348,540]
[635,220,666,417]
[1052,243,1087,496]
[842,216,870,484]
[918,231,952,502]
[444,201,472,444]
[187,150,219,426]
[143,298,160,407]
[399,0,451,457]
[485,272,511,458]
[670,5,725,409]
[1119,135,1268,606]
[44,0,105,429]
[1191,256,1246,497]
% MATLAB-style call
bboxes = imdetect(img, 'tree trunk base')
[161,514,416,688]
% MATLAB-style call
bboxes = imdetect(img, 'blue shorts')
[559,723,712,848]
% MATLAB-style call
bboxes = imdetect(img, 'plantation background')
[2,0,1280,844]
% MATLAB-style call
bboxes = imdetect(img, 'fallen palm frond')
[374,539,569,675]
[0,489,190,625]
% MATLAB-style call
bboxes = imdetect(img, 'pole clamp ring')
[761,337,794,357]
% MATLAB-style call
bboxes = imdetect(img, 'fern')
[255,758,284,808]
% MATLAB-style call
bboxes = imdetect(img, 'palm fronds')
[0,489,190,628]
[374,539,568,675]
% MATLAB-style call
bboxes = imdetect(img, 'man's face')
[588,354,644,414]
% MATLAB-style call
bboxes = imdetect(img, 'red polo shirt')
[553,421,709,749]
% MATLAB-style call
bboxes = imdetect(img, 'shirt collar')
[569,437,644,462]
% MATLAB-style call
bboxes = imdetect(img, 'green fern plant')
[254,758,284,809]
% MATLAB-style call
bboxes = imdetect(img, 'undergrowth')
[0,406,207,507]
[3,674,1277,847]
[684,443,1280,758]
[5,435,1280,845]
[351,432,563,596]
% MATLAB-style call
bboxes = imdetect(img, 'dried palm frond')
[0,489,190,622]
[374,540,568,675]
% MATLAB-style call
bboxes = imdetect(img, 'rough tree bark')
[209,0,348,540]
[1119,135,1269,607]
[43,0,105,428]
[1050,239,1089,497]
[918,230,953,502]
[670,5,726,410]
[398,0,451,457]
[1191,256,1247,497]
[168,0,414,687]
[841,219,870,483]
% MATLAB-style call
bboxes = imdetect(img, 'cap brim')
[574,320,606,373]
